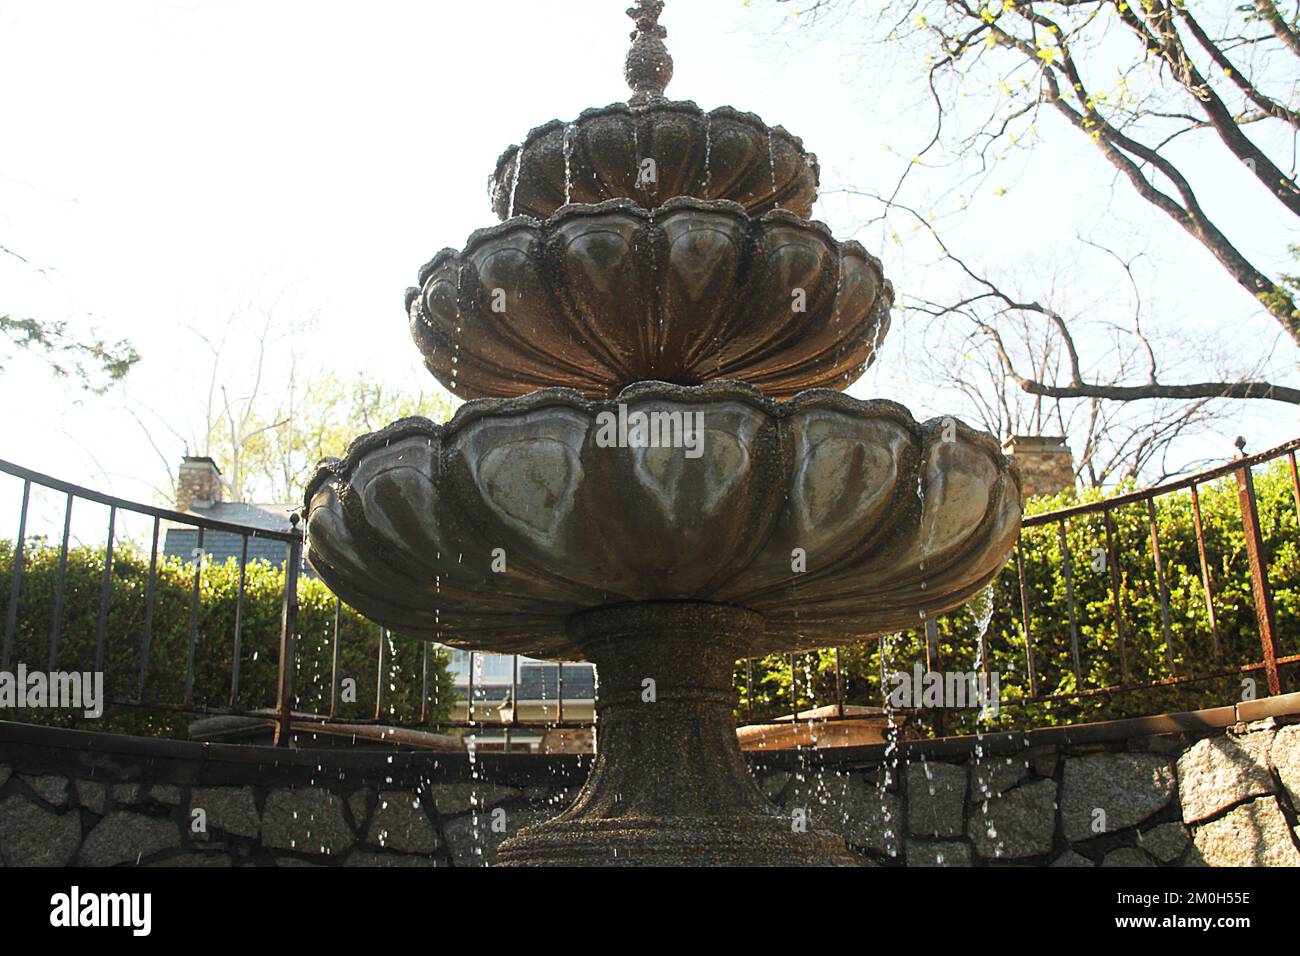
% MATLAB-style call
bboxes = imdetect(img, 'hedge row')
[0,543,457,737]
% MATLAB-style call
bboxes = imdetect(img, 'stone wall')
[0,723,586,868]
[1,694,1298,866]
[755,710,1300,867]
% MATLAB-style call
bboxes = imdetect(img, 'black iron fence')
[1,437,1296,747]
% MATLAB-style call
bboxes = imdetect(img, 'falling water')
[766,128,779,206]
[968,582,1004,854]
[464,651,488,862]
[562,123,576,205]
[877,632,901,858]
[507,146,523,218]
[632,125,641,194]
[702,112,712,194]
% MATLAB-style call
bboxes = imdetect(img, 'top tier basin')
[490,101,819,221]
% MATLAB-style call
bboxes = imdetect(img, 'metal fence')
[1,436,1296,748]
[1007,436,1296,707]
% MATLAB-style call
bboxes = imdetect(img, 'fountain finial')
[625,0,672,106]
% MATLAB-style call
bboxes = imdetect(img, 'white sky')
[1,0,1296,542]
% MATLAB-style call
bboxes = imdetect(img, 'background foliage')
[0,541,456,737]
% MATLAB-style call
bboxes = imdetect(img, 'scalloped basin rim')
[405,196,877,311]
[303,379,1013,510]
[490,99,817,183]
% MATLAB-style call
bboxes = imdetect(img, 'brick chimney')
[1002,435,1075,501]
[176,456,223,512]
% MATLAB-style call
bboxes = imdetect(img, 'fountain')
[303,1,1021,866]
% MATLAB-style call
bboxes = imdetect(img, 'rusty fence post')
[275,516,303,747]
[1233,440,1283,697]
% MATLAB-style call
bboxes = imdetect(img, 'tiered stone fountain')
[304,1,1021,866]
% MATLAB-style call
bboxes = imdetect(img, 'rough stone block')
[430,782,520,816]
[442,807,549,866]
[347,788,372,829]
[1137,822,1190,863]
[785,772,900,856]
[149,785,182,806]
[76,780,106,815]
[191,786,260,839]
[262,788,353,856]
[1061,752,1174,840]
[1177,732,1275,824]
[907,841,970,866]
[366,792,439,854]
[971,755,1029,798]
[346,850,439,867]
[1103,847,1155,867]
[1191,796,1300,866]
[146,852,232,867]
[110,783,142,805]
[1028,746,1058,778]
[1271,724,1300,812]
[79,812,181,866]
[0,796,81,866]
[967,778,1056,860]
[20,773,70,808]
[906,761,965,837]
[1050,850,1094,867]
[843,786,901,858]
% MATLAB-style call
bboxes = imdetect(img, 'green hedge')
[734,459,1300,733]
[0,542,456,737]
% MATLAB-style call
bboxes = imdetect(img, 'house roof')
[182,502,298,531]
[162,502,300,569]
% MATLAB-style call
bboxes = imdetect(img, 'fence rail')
[0,435,1296,748]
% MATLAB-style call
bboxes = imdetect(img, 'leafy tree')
[0,315,138,394]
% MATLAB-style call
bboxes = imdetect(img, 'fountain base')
[495,602,860,866]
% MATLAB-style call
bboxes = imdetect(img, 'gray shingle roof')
[162,502,305,573]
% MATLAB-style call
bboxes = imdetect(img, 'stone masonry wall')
[755,714,1300,867]
[1,698,1298,866]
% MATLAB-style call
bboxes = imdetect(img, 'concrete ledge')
[0,720,589,789]
[1234,691,1300,723]
[750,699,1297,771]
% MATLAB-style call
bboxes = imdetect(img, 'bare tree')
[778,0,1300,341]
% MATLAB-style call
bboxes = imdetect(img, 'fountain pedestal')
[496,602,859,866]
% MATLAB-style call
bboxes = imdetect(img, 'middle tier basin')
[407,198,892,401]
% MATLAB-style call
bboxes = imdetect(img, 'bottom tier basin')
[303,381,1022,659]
